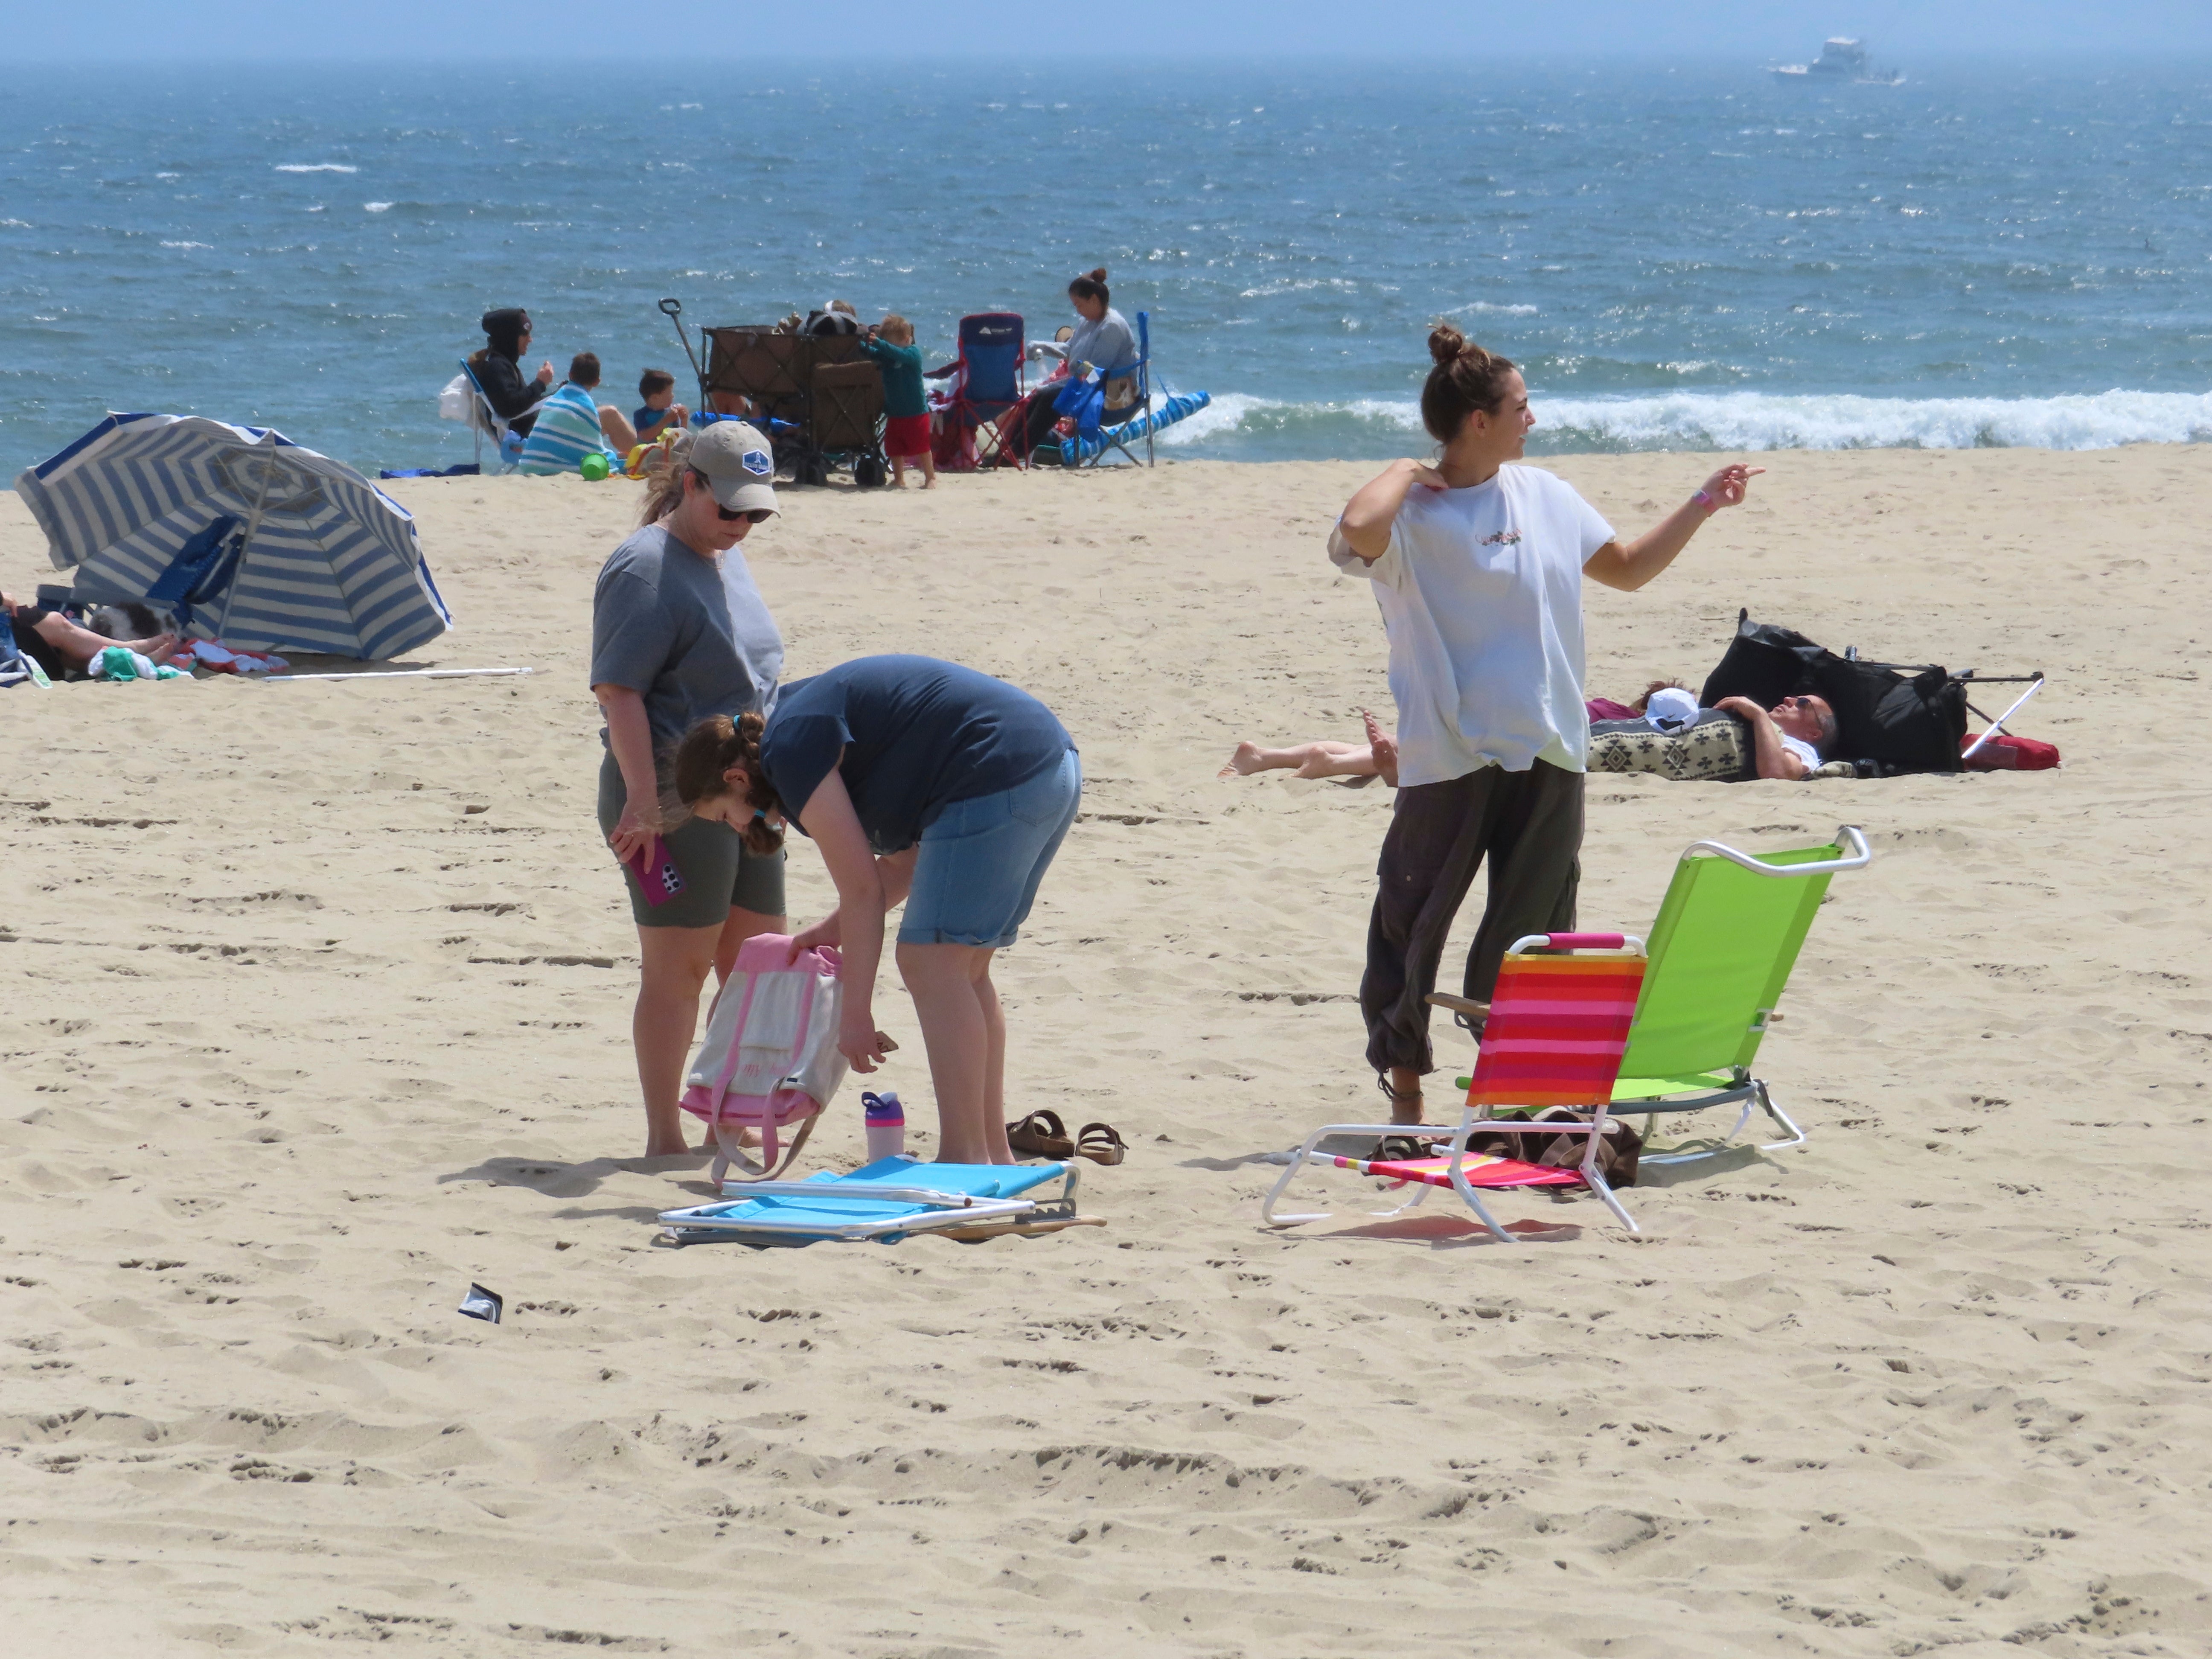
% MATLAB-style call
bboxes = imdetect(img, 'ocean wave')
[364,202,393,213]
[274,163,358,173]
[1441,300,1541,317]
[1535,388,2212,452]
[160,240,212,250]
[1158,388,2212,455]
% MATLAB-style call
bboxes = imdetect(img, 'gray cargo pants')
[1360,758,1583,1076]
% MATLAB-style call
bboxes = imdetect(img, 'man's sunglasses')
[716,505,774,524]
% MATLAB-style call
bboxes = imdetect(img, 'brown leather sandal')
[1007,1109,1075,1159]
[1074,1122,1128,1166]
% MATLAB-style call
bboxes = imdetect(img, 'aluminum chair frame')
[459,359,524,474]
[1264,934,1648,1243]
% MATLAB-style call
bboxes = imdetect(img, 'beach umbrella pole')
[255,666,537,684]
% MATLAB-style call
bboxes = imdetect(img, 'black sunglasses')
[716,505,774,524]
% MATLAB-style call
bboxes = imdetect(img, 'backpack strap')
[711,1108,822,1186]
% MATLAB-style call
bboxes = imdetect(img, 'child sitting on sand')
[634,369,689,443]
[862,316,935,489]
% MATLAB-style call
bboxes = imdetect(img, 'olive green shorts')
[596,751,787,930]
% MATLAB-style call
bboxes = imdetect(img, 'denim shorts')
[900,749,1081,948]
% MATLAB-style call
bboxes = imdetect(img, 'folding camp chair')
[1440,826,1873,1165]
[458,360,525,474]
[658,1157,1081,1246]
[1264,934,1649,1240]
[1071,310,1155,469]
[929,313,1025,471]
[1606,825,1871,1161]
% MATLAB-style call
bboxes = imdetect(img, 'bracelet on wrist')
[1691,489,1717,514]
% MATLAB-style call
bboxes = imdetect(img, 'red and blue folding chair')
[927,312,1025,471]
[1262,934,1649,1240]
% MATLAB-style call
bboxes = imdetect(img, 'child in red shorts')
[863,315,936,489]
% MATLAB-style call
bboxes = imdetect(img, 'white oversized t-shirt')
[1328,464,1616,787]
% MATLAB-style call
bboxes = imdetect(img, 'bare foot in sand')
[1362,709,1400,788]
[129,633,182,667]
[1219,739,1379,780]
[1219,741,1268,778]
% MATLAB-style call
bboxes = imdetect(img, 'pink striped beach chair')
[1262,934,1649,1240]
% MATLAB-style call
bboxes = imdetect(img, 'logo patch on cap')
[742,448,772,477]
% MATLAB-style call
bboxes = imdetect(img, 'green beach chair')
[1451,825,1872,1163]
[1612,824,1871,1161]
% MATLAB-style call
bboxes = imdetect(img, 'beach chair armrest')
[1687,824,1871,877]
[715,1180,1011,1208]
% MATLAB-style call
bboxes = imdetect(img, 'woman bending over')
[673,655,1081,1164]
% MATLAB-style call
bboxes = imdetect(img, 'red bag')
[1962,733,2060,771]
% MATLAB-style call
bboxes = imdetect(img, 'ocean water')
[4,58,2211,477]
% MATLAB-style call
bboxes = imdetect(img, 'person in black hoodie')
[469,307,555,436]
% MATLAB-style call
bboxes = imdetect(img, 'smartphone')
[624,835,686,906]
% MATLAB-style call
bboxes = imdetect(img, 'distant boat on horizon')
[1772,38,1905,86]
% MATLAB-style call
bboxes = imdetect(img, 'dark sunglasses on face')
[716,505,774,524]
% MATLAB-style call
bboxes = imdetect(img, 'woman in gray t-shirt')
[588,421,788,1158]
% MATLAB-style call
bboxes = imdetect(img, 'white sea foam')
[160,240,212,250]
[1158,387,2212,454]
[1538,388,2212,451]
[275,163,358,173]
[364,202,393,213]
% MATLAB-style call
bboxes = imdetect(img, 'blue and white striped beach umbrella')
[14,413,452,660]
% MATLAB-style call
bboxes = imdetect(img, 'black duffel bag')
[1697,610,1966,775]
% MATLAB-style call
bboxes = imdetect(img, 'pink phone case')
[624,835,686,906]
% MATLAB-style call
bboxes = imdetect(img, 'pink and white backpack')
[680,934,850,1182]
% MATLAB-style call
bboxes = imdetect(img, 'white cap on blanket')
[1645,687,1699,734]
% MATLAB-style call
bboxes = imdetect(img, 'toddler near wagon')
[863,316,936,489]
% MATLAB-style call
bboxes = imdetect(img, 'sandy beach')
[3,445,2209,1656]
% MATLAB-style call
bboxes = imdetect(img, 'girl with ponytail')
[1333,324,1764,1126]
[672,654,1082,1167]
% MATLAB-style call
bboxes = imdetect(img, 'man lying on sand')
[1713,694,1835,779]
[1233,684,1834,792]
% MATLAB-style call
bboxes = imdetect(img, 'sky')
[10,0,2212,61]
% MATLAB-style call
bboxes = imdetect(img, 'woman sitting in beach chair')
[470,308,555,437]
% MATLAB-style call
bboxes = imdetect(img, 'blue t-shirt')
[635,403,675,432]
[761,655,1073,853]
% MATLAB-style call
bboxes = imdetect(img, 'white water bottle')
[862,1091,906,1162]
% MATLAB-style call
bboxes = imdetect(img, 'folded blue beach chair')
[658,1157,1080,1246]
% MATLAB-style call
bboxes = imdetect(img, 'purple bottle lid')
[862,1091,904,1124]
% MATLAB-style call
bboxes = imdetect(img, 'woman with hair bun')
[1332,325,1763,1125]
[1004,267,1140,461]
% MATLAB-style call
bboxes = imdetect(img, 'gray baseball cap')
[689,420,779,514]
